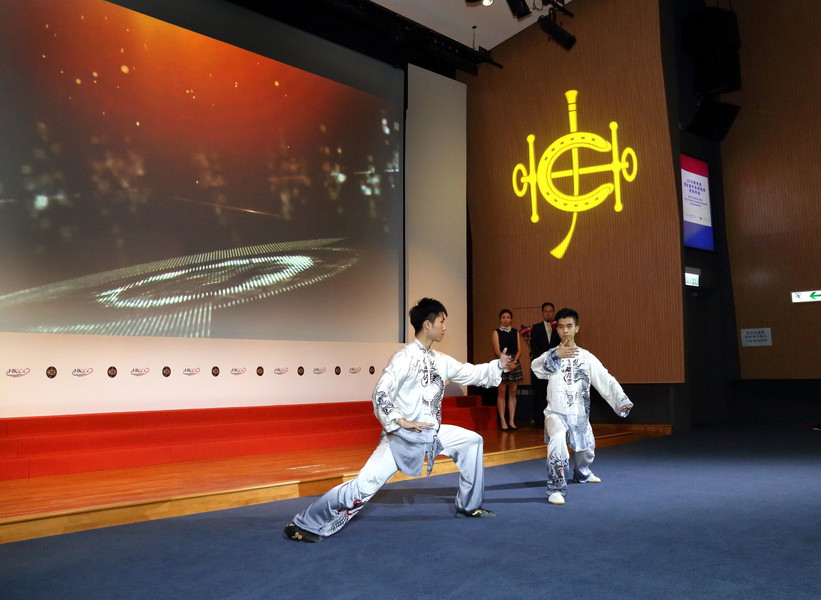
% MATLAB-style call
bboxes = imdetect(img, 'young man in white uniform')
[284,297,511,542]
[531,307,633,505]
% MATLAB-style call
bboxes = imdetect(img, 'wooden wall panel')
[463,0,684,383]
[721,0,821,379]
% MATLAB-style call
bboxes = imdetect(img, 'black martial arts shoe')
[283,522,324,543]
[455,507,496,519]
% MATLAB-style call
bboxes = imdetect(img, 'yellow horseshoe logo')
[512,90,638,258]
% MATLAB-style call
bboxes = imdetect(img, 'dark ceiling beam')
[225,0,501,77]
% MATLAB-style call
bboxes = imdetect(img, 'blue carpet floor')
[1,422,819,600]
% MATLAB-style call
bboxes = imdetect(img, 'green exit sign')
[791,290,821,303]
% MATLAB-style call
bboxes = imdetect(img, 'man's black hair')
[409,298,447,334]
[555,307,579,324]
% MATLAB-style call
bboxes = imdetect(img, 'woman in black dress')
[492,309,523,430]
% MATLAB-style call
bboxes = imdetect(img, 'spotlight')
[538,14,576,51]
[505,0,531,20]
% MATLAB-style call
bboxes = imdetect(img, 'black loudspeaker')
[682,7,741,95]
[506,0,531,20]
[685,98,740,141]
[695,47,741,96]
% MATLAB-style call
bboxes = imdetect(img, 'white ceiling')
[368,0,559,50]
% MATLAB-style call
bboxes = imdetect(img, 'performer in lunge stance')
[530,307,633,505]
[284,297,511,542]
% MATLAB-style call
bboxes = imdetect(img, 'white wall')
[405,65,468,362]
[0,65,469,418]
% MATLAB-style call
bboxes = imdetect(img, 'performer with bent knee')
[530,307,633,506]
[284,297,511,542]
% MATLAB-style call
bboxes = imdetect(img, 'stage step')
[0,423,672,544]
[0,396,494,481]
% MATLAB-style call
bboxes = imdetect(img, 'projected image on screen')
[0,0,404,342]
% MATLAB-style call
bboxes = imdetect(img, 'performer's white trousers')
[292,424,485,537]
[545,413,596,496]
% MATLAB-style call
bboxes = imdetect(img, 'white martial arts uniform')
[531,346,632,497]
[292,339,504,537]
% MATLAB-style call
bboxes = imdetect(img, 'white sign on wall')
[740,328,772,347]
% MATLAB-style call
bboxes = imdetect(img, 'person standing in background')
[492,309,523,431]
[529,302,560,428]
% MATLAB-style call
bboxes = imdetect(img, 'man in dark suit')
[529,302,560,428]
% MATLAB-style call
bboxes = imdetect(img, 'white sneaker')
[584,473,601,483]
[547,492,565,505]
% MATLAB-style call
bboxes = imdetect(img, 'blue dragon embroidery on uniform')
[421,357,444,425]
[562,357,591,416]
[547,454,569,495]
[375,390,395,417]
